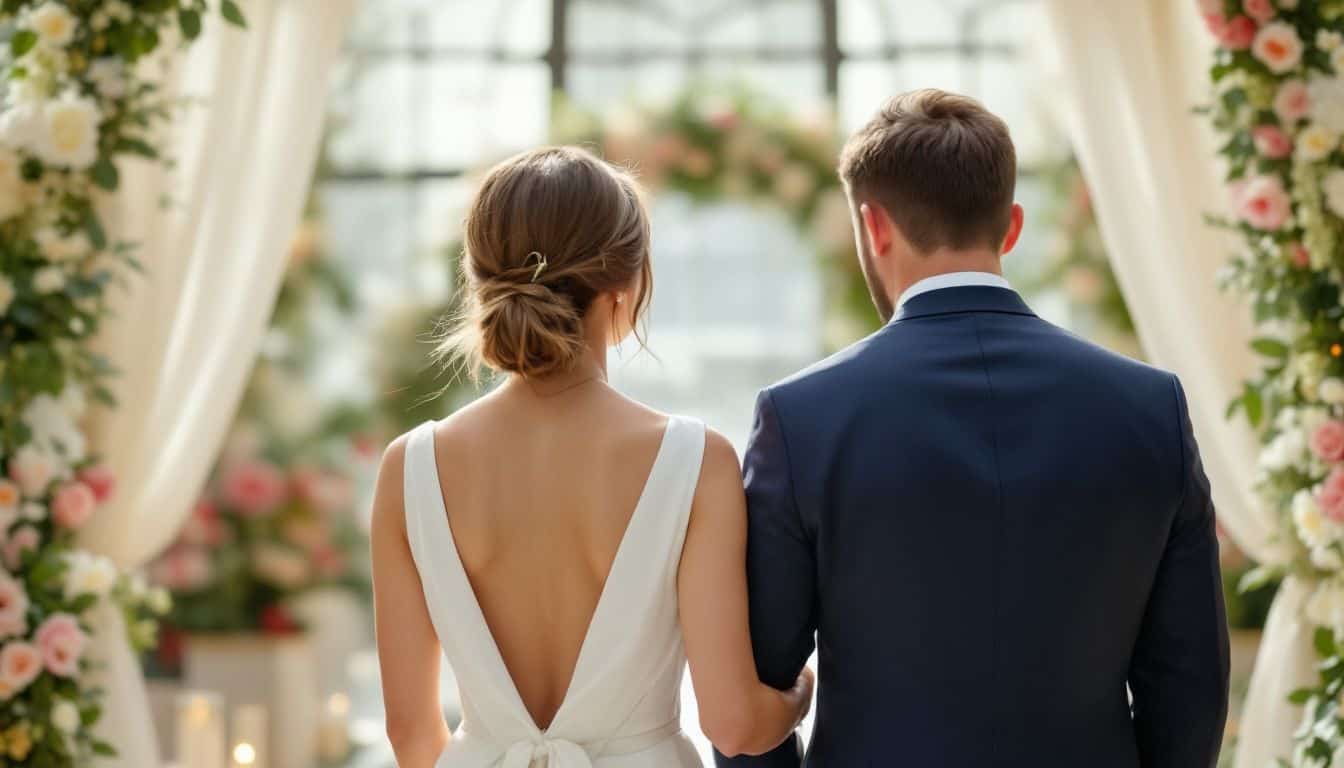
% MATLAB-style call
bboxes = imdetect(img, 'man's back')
[719,285,1229,767]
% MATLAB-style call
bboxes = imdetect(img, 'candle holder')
[315,692,352,764]
[231,704,268,768]
[176,691,225,768]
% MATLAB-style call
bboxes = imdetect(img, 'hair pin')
[526,251,548,283]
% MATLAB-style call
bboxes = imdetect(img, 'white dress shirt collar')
[896,271,1012,310]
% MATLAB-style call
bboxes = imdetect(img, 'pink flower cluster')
[1234,176,1293,230]
[1316,422,1344,522]
[0,614,87,701]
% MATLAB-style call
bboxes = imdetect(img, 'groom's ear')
[999,203,1025,256]
[859,201,893,259]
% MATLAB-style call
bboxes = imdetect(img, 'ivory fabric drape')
[79,1,357,765]
[1040,2,1307,766]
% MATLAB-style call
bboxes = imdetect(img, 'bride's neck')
[511,348,608,398]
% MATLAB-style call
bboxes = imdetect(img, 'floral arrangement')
[148,213,374,644]
[1199,0,1344,763]
[550,87,874,344]
[0,1,241,762]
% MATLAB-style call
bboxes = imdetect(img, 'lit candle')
[230,705,267,768]
[176,691,224,768]
[316,692,351,763]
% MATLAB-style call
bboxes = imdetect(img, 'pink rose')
[51,482,95,531]
[149,546,212,592]
[179,500,229,547]
[1253,124,1293,158]
[76,464,115,504]
[1243,0,1275,24]
[1253,22,1305,73]
[1290,242,1312,267]
[1236,176,1293,230]
[2,527,39,572]
[220,460,287,516]
[291,466,353,514]
[34,614,85,678]
[0,643,41,700]
[1275,80,1312,124]
[0,575,28,640]
[1321,469,1344,523]
[1313,421,1344,462]
[1219,15,1258,50]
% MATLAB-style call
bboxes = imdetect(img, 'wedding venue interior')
[0,0,1333,765]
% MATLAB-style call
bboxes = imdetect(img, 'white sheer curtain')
[1039,2,1308,766]
[79,1,356,765]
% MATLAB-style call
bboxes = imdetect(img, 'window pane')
[423,62,550,168]
[700,0,820,49]
[569,2,688,52]
[426,0,551,54]
[567,62,689,114]
[838,56,963,130]
[839,0,961,51]
[326,59,416,170]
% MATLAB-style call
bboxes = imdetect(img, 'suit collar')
[893,285,1036,323]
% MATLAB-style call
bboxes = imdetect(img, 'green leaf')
[1315,626,1337,658]
[178,9,202,40]
[91,741,117,757]
[1237,565,1278,594]
[1289,687,1314,705]
[114,137,158,158]
[1251,337,1290,358]
[221,0,247,27]
[10,29,37,58]
[91,157,119,191]
[1243,384,1264,428]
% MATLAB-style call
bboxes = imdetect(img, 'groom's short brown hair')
[838,89,1016,253]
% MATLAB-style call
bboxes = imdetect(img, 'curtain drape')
[1040,2,1306,766]
[78,1,356,765]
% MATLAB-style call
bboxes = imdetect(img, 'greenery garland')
[1199,0,1344,764]
[0,1,241,763]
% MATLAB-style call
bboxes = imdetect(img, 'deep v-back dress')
[402,416,707,768]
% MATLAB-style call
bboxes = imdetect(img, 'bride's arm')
[371,436,451,767]
[679,429,814,758]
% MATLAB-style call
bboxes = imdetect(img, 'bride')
[369,146,814,767]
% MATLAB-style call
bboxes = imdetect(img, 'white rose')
[1263,428,1309,470]
[1314,545,1344,571]
[8,444,57,497]
[1303,405,1332,435]
[1325,170,1344,219]
[64,551,118,600]
[32,265,65,294]
[106,1,131,22]
[1323,378,1344,406]
[1298,124,1339,162]
[146,586,172,614]
[25,2,77,49]
[50,699,79,733]
[86,58,126,100]
[0,276,14,316]
[1309,77,1344,134]
[89,10,109,31]
[1322,30,1344,52]
[57,383,85,420]
[0,103,44,152]
[21,392,85,463]
[1296,490,1339,548]
[35,228,90,262]
[21,502,46,522]
[38,95,100,170]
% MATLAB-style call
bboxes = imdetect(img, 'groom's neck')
[890,248,1004,304]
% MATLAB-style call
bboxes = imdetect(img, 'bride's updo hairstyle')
[438,146,652,379]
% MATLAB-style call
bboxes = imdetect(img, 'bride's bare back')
[430,381,669,729]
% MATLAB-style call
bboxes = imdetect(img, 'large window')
[320,0,1053,444]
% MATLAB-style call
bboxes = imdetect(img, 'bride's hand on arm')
[371,436,451,768]
[679,430,814,758]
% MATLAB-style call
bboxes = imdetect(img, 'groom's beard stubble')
[859,240,895,323]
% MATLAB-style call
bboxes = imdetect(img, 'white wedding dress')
[403,416,708,768]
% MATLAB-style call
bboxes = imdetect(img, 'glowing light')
[231,742,256,766]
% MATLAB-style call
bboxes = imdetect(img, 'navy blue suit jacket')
[715,286,1229,768]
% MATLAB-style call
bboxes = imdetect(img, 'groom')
[717,90,1230,767]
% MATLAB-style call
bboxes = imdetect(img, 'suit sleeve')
[713,389,816,768]
[1128,376,1230,768]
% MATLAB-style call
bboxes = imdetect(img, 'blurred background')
[129,1,1269,766]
